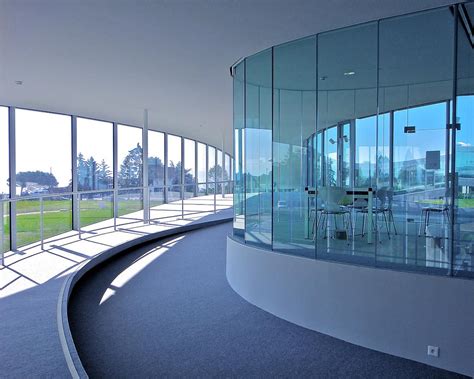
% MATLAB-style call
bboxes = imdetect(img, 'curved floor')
[69,222,465,378]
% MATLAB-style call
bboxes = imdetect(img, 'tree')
[16,171,58,195]
[148,156,164,186]
[208,164,228,183]
[119,143,143,187]
[97,159,112,189]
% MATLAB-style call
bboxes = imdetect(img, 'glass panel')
[216,149,223,193]
[273,38,316,256]
[118,124,143,188]
[197,142,207,184]
[233,61,245,237]
[317,21,377,262]
[1,201,9,252]
[246,49,273,248]
[324,127,338,186]
[379,7,453,272]
[166,185,183,219]
[341,122,351,187]
[77,118,113,191]
[148,130,165,187]
[225,154,231,182]
[454,2,474,277]
[80,191,113,228]
[16,109,71,195]
[149,187,165,208]
[355,116,377,188]
[207,146,216,185]
[184,139,196,186]
[43,195,72,240]
[118,189,143,218]
[167,135,182,185]
[0,107,8,198]
[16,199,40,247]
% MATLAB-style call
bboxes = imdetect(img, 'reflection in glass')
[118,124,143,188]
[455,2,474,277]
[273,38,315,255]
[246,49,272,248]
[77,118,113,191]
[378,7,453,270]
[233,61,245,236]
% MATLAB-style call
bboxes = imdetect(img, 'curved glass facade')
[0,107,233,253]
[232,3,474,278]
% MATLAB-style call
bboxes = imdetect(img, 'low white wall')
[226,237,474,376]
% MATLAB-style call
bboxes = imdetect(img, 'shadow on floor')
[68,222,467,378]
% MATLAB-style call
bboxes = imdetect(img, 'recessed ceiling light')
[15,80,23,85]
[343,71,355,76]
[319,76,327,81]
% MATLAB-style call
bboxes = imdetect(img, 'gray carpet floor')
[68,222,466,378]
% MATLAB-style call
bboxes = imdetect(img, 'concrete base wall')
[226,237,474,376]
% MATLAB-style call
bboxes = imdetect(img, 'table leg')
[368,190,373,244]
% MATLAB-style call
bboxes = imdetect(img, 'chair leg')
[389,210,398,235]
[418,210,425,236]
[361,213,366,237]
[383,211,390,239]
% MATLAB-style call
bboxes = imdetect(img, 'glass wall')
[15,109,72,247]
[197,142,207,195]
[77,118,113,191]
[378,7,453,270]
[273,38,315,256]
[245,49,272,247]
[184,138,196,197]
[233,61,245,237]
[454,2,474,278]
[207,146,216,191]
[0,106,231,251]
[148,130,165,209]
[0,107,8,199]
[0,107,9,252]
[117,124,143,218]
[233,3,473,278]
[16,109,72,195]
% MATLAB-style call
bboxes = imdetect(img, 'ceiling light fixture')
[343,71,355,76]
[15,80,23,85]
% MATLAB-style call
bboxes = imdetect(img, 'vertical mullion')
[389,111,394,191]
[113,122,118,227]
[143,109,149,223]
[72,116,79,230]
[181,136,185,218]
[164,132,168,203]
[449,5,459,277]
[8,107,16,251]
[194,140,198,197]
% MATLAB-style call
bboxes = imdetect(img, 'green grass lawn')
[1,199,145,249]
[418,198,474,208]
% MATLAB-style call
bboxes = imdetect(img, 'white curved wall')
[226,237,474,376]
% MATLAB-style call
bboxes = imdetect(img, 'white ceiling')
[0,0,462,154]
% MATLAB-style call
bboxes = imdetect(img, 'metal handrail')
[0,181,234,258]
